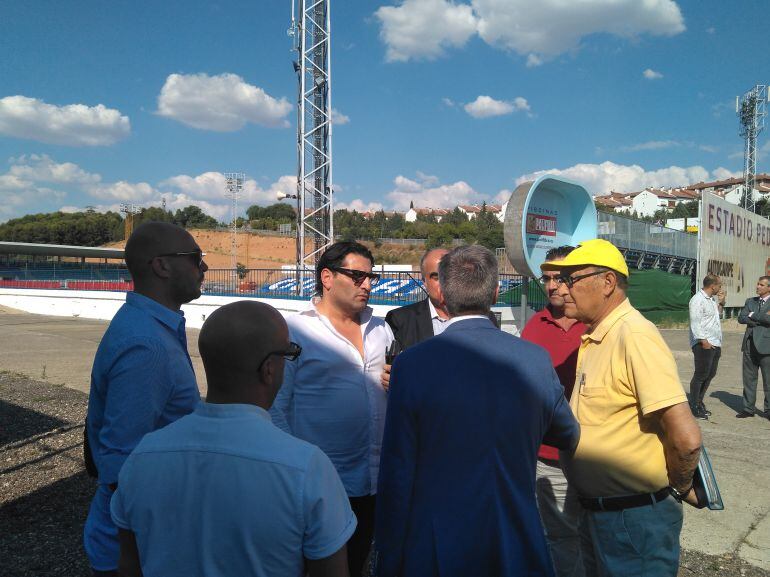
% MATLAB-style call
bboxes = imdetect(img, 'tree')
[173,205,218,229]
[0,211,124,245]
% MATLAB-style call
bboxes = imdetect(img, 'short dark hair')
[545,245,575,261]
[315,241,375,295]
[703,273,720,288]
[760,276,770,285]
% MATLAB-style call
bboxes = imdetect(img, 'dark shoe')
[699,403,712,417]
[694,409,708,420]
[735,411,755,418]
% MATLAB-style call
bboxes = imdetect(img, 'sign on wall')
[698,192,770,308]
[503,175,597,277]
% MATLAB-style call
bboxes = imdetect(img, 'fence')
[597,212,697,260]
[0,263,547,310]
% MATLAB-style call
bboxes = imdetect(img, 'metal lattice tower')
[289,0,333,279]
[737,85,768,213]
[224,173,244,271]
[119,203,141,240]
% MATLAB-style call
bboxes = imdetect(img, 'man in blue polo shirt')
[111,301,355,577]
[84,222,207,576]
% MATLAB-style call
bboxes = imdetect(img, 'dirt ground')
[105,230,425,270]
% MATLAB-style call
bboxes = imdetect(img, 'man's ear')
[320,268,334,292]
[493,284,500,303]
[603,270,618,296]
[150,257,173,279]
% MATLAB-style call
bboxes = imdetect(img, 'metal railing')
[0,264,547,310]
[597,212,697,260]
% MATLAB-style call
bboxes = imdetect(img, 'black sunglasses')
[556,270,606,288]
[149,250,206,267]
[329,266,380,286]
[257,341,302,372]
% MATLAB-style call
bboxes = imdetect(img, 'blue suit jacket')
[375,317,580,577]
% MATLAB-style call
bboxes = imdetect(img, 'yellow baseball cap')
[541,239,630,278]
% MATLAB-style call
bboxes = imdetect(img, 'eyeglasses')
[538,274,560,285]
[150,250,206,267]
[329,266,380,286]
[427,272,439,281]
[257,341,302,372]
[555,270,606,288]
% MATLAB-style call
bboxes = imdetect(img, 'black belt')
[579,487,671,512]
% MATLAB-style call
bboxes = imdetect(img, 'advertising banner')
[503,175,597,278]
[699,192,770,308]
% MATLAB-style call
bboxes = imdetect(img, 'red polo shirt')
[521,306,586,461]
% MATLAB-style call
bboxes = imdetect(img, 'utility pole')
[288,0,333,291]
[737,84,768,213]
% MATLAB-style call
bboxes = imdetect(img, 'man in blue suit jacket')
[375,245,580,577]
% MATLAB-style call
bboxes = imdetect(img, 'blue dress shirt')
[84,292,200,570]
[111,403,356,577]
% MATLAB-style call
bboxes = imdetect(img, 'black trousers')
[742,339,770,413]
[690,343,721,408]
[348,494,376,577]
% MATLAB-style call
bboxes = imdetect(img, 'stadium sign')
[503,174,597,277]
[699,192,770,307]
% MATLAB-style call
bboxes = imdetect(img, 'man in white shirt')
[270,241,394,577]
[688,273,723,420]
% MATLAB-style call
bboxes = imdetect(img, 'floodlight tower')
[736,84,768,213]
[224,172,244,271]
[119,203,140,240]
[289,0,333,278]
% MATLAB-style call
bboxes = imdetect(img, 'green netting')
[498,279,548,310]
[627,269,692,324]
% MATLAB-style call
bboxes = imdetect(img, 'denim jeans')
[579,495,682,577]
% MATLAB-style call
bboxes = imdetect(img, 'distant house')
[404,207,450,223]
[594,187,699,217]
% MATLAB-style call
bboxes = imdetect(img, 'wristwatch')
[669,485,693,502]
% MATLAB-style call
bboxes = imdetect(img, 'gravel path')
[1,371,767,577]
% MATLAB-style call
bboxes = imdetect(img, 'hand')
[381,364,391,392]
[717,289,726,305]
[701,340,712,350]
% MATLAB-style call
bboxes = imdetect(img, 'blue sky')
[1,0,768,223]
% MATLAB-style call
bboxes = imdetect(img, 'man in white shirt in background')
[270,241,394,577]
[688,273,723,420]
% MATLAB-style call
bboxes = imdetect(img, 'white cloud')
[442,97,456,107]
[621,140,679,152]
[515,161,721,195]
[711,167,741,180]
[0,95,130,146]
[157,73,292,131]
[331,108,350,125]
[464,95,530,119]
[375,0,478,62]
[8,154,101,185]
[699,144,718,153]
[474,0,685,63]
[376,0,685,66]
[387,173,483,210]
[86,181,158,202]
[643,68,664,80]
[335,199,385,213]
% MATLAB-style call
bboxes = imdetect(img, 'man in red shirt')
[522,245,586,577]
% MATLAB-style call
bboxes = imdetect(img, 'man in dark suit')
[375,245,580,577]
[385,248,498,350]
[737,275,770,419]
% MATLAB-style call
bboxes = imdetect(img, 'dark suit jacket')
[375,318,580,577]
[739,296,770,355]
[385,298,499,350]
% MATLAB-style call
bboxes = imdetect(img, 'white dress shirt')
[270,299,394,497]
[428,298,451,336]
[689,289,722,348]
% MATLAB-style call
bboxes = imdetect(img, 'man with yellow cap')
[541,239,702,577]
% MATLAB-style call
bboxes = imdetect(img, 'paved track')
[0,305,768,570]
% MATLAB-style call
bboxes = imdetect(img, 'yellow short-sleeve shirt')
[561,299,687,498]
